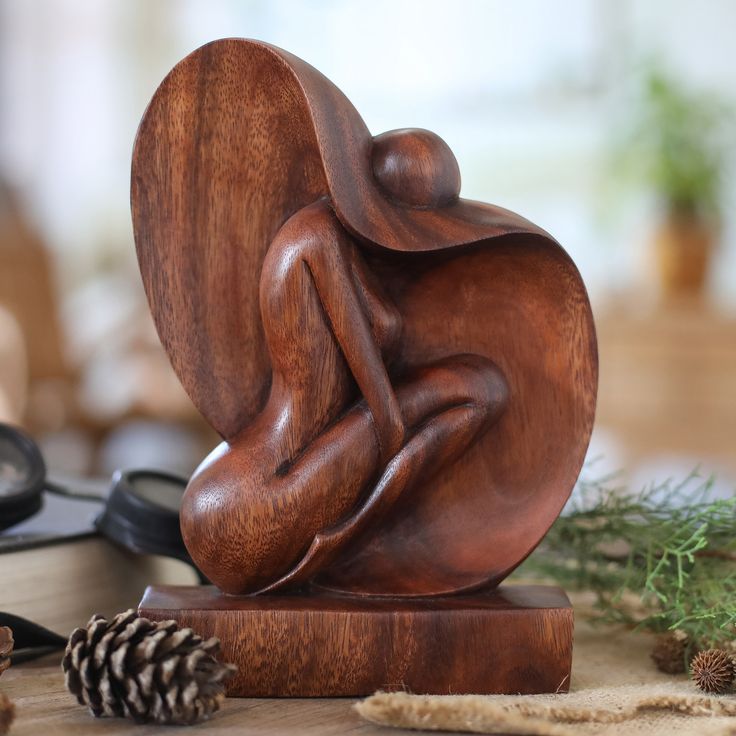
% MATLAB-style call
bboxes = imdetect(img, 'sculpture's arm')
[302,216,405,464]
[348,247,401,361]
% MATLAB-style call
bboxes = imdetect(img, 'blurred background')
[1,0,734,490]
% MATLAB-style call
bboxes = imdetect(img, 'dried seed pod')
[62,610,236,725]
[0,692,14,736]
[651,630,691,674]
[0,627,12,677]
[690,648,735,694]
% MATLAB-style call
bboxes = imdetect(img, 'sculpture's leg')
[258,353,508,593]
[182,354,506,595]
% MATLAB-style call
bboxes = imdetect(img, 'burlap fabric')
[356,606,736,735]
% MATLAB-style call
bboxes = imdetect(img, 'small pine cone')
[0,692,14,735]
[651,630,691,674]
[0,627,12,677]
[62,610,236,725]
[691,648,736,694]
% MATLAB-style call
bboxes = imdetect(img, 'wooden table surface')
[1,654,407,735]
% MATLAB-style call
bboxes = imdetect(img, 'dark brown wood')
[139,584,573,697]
[131,39,597,601]
[131,38,596,695]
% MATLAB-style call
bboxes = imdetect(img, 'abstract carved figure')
[133,39,597,696]
[186,193,509,595]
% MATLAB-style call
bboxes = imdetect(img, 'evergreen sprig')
[517,470,736,651]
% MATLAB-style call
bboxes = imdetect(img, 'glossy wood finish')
[139,584,573,697]
[3,613,675,736]
[131,38,597,600]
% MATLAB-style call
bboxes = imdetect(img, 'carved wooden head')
[132,39,597,597]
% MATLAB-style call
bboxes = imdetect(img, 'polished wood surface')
[131,38,597,601]
[140,584,573,697]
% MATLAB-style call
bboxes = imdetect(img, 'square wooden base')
[138,584,573,697]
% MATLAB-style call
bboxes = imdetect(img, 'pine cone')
[690,648,735,694]
[0,692,14,736]
[62,610,236,725]
[651,630,691,674]
[0,628,12,677]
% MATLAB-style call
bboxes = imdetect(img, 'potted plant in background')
[614,68,731,299]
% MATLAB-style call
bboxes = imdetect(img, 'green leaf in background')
[611,64,733,220]
[517,469,736,654]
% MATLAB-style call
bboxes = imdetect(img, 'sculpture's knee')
[437,353,509,425]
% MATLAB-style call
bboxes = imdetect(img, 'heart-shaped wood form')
[131,39,597,597]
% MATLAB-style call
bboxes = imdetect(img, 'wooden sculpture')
[134,39,597,696]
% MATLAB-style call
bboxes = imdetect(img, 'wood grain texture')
[131,38,598,600]
[0,654,394,736]
[0,610,664,736]
[140,584,574,697]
